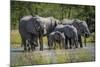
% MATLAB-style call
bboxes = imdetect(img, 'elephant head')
[73,19,90,37]
[34,16,58,35]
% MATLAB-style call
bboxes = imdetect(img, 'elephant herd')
[19,15,90,51]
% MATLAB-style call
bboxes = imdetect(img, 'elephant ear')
[26,18,36,34]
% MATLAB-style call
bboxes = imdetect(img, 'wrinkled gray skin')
[19,15,44,51]
[62,19,90,47]
[34,16,59,47]
[35,15,59,35]
[54,24,78,49]
[48,31,65,49]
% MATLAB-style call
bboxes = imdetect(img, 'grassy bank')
[10,30,48,47]
[10,49,95,66]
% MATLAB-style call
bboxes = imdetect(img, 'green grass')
[10,30,21,45]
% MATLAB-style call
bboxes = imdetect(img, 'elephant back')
[62,19,74,25]
[54,24,65,33]
[20,15,33,22]
[64,25,77,38]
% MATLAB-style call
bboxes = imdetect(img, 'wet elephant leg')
[78,35,83,48]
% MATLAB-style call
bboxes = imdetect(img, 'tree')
[11,1,95,32]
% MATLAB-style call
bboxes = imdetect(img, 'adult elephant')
[62,19,90,47]
[54,24,78,49]
[19,15,44,51]
[34,15,59,46]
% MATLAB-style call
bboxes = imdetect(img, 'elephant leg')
[21,37,27,51]
[31,45,35,51]
[34,37,38,47]
[24,44,27,51]
[62,39,65,49]
[48,41,50,50]
[84,35,86,47]
[59,41,62,49]
[31,35,37,50]
[50,41,53,49]
[47,36,51,50]
[25,39,30,51]
[75,41,78,48]
[39,35,43,51]
[30,42,35,51]
[48,40,51,50]
[65,36,68,49]
[28,39,31,51]
[74,39,78,48]
[78,35,83,48]
[47,35,52,50]
[22,39,27,51]
[69,39,72,49]
[31,40,38,51]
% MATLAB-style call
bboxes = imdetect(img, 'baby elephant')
[48,31,65,49]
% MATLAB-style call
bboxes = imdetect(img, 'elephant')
[19,15,44,51]
[62,19,90,47]
[34,15,59,47]
[48,31,65,49]
[54,24,78,49]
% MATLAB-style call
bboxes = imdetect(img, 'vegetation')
[10,49,95,66]
[11,1,95,45]
[11,1,95,33]
[10,1,95,66]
